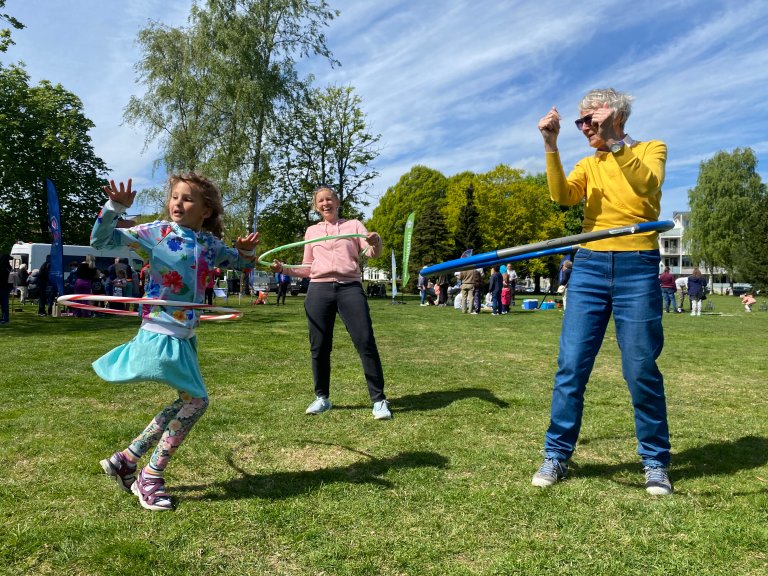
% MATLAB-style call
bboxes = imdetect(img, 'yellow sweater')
[545,139,666,251]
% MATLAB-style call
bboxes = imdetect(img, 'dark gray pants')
[304,281,385,402]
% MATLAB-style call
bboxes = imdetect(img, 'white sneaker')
[372,399,392,420]
[306,396,332,415]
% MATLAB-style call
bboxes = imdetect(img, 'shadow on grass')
[334,388,509,413]
[575,435,768,481]
[173,448,449,501]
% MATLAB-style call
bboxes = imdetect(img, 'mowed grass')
[1,293,767,575]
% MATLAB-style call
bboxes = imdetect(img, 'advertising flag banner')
[45,178,65,296]
[401,212,415,288]
[391,249,398,299]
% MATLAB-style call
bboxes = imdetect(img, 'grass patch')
[2,294,768,575]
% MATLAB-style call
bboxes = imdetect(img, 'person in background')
[659,266,677,313]
[15,263,29,305]
[507,266,518,307]
[437,274,450,307]
[64,261,79,295]
[0,254,12,324]
[275,271,291,305]
[488,266,502,316]
[271,184,390,420]
[675,275,688,313]
[557,259,573,311]
[471,268,483,314]
[459,267,474,314]
[500,265,511,314]
[37,256,53,317]
[534,87,672,495]
[686,267,707,317]
[741,292,756,312]
[418,271,428,306]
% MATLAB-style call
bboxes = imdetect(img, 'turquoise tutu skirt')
[92,329,207,398]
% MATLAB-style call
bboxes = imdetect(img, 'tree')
[454,184,483,256]
[0,0,24,53]
[125,0,339,235]
[269,84,380,221]
[731,193,768,290]
[367,166,448,274]
[410,200,453,283]
[686,148,765,280]
[0,64,108,252]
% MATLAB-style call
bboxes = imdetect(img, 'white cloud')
[4,0,767,222]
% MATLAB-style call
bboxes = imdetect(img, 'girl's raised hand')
[103,179,136,208]
[235,232,260,252]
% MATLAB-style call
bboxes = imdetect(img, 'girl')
[271,185,390,420]
[741,292,756,312]
[92,173,259,511]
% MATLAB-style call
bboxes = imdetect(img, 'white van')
[10,242,143,273]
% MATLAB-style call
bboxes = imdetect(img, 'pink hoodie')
[290,219,380,283]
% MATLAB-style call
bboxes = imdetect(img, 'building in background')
[658,212,731,293]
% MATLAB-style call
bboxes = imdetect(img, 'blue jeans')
[661,287,677,312]
[543,249,671,468]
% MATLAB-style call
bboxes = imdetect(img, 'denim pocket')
[574,248,593,263]
[637,250,661,266]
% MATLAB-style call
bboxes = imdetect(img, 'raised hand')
[235,232,260,252]
[103,179,136,208]
[538,106,561,151]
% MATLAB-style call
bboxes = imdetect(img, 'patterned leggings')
[127,392,209,472]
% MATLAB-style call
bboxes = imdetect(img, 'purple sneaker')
[131,468,173,511]
[100,452,137,493]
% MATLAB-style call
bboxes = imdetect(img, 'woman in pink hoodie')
[272,185,391,420]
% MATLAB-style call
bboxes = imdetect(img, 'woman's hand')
[538,106,560,151]
[103,179,136,208]
[270,259,283,273]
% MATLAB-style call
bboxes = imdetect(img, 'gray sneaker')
[532,458,568,487]
[306,396,332,415]
[644,466,673,496]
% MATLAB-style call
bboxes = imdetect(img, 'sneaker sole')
[373,412,392,420]
[131,480,173,511]
[646,486,673,496]
[100,458,134,493]
[531,476,558,488]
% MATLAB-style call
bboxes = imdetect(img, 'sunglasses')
[574,114,593,130]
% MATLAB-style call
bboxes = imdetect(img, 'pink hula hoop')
[56,294,242,321]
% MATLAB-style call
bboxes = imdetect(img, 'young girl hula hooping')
[92,173,259,511]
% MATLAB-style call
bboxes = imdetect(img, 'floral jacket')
[91,200,254,337]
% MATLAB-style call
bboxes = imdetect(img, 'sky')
[4,0,768,221]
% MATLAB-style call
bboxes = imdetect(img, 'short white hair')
[579,88,634,125]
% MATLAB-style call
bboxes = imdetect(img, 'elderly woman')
[533,88,672,496]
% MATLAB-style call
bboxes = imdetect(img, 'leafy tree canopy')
[686,147,765,278]
[0,64,108,252]
[367,165,448,272]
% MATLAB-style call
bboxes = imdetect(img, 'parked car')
[252,270,277,294]
[290,277,309,296]
[731,283,752,296]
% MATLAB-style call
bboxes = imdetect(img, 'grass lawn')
[1,292,767,575]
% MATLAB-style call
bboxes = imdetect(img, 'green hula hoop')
[257,233,368,269]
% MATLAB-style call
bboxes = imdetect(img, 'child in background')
[741,292,756,312]
[92,173,259,511]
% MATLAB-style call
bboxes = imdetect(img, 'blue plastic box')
[522,299,538,310]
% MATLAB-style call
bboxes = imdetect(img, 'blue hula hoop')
[420,220,674,275]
